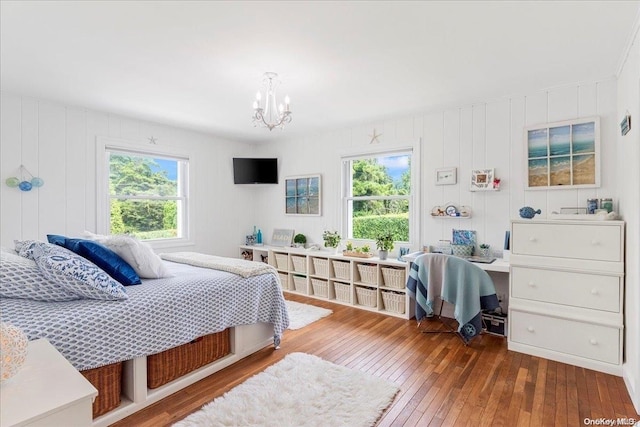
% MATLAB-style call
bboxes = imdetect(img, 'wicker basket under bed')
[147,329,231,389]
[80,362,123,418]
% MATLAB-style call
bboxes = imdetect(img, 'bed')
[0,243,289,426]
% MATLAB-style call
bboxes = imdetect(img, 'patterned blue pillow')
[32,242,129,301]
[0,249,80,302]
[14,239,40,259]
[47,235,142,286]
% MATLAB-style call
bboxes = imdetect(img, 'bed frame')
[92,322,275,427]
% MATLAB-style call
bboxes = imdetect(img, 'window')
[342,149,415,243]
[97,139,190,244]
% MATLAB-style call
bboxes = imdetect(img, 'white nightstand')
[1,338,98,427]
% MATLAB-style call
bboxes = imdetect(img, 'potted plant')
[375,232,395,260]
[479,243,491,257]
[322,230,341,252]
[293,233,307,248]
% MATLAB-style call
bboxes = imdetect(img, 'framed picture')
[271,229,295,247]
[470,168,494,191]
[525,116,600,189]
[435,167,457,185]
[285,174,321,215]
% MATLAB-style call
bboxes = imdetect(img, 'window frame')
[340,143,420,248]
[96,136,194,249]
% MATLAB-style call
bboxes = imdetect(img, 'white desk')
[0,339,98,427]
[403,252,510,273]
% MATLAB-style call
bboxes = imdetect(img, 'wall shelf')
[430,203,472,218]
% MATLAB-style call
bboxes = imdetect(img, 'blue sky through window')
[151,158,178,180]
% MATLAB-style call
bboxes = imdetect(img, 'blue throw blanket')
[406,254,499,343]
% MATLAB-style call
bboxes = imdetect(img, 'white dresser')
[508,219,625,376]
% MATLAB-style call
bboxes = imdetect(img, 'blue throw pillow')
[33,242,129,301]
[47,235,141,286]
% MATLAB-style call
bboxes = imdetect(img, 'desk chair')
[406,253,500,344]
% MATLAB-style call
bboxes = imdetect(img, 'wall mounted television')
[233,158,278,184]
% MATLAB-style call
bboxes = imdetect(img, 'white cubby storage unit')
[242,246,414,319]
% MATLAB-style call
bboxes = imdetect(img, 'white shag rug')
[174,352,399,427]
[285,300,332,330]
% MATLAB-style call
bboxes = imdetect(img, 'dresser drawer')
[511,267,621,312]
[510,310,620,364]
[512,222,622,262]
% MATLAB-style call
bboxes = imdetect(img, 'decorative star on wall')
[369,129,382,144]
[148,136,157,144]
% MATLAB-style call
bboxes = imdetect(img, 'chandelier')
[252,72,292,131]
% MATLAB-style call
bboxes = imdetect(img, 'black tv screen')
[233,158,278,184]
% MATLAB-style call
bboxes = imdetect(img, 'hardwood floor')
[111,294,638,426]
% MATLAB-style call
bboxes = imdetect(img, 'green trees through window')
[109,153,185,240]
[345,153,411,242]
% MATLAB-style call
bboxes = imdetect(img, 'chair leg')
[419,299,467,345]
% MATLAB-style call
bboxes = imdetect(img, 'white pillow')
[82,231,171,279]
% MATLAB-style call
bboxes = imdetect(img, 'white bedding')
[160,251,277,278]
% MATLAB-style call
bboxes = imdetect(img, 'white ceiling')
[1,1,639,144]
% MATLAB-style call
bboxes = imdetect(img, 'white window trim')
[96,136,195,249]
[340,140,421,247]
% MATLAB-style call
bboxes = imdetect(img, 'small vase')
[379,250,388,260]
[325,245,339,254]
[479,247,491,257]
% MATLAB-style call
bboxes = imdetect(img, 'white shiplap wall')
[254,79,618,255]
[617,21,640,412]
[0,92,257,257]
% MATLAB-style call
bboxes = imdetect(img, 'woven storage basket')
[311,278,329,298]
[147,329,231,389]
[291,256,307,273]
[332,260,351,280]
[293,275,307,293]
[382,291,406,314]
[381,267,406,289]
[333,282,351,303]
[451,244,473,257]
[278,273,289,290]
[80,362,122,418]
[275,253,288,270]
[312,258,329,277]
[357,264,378,285]
[355,286,377,307]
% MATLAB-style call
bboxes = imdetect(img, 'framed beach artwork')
[525,117,600,189]
[285,174,321,215]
